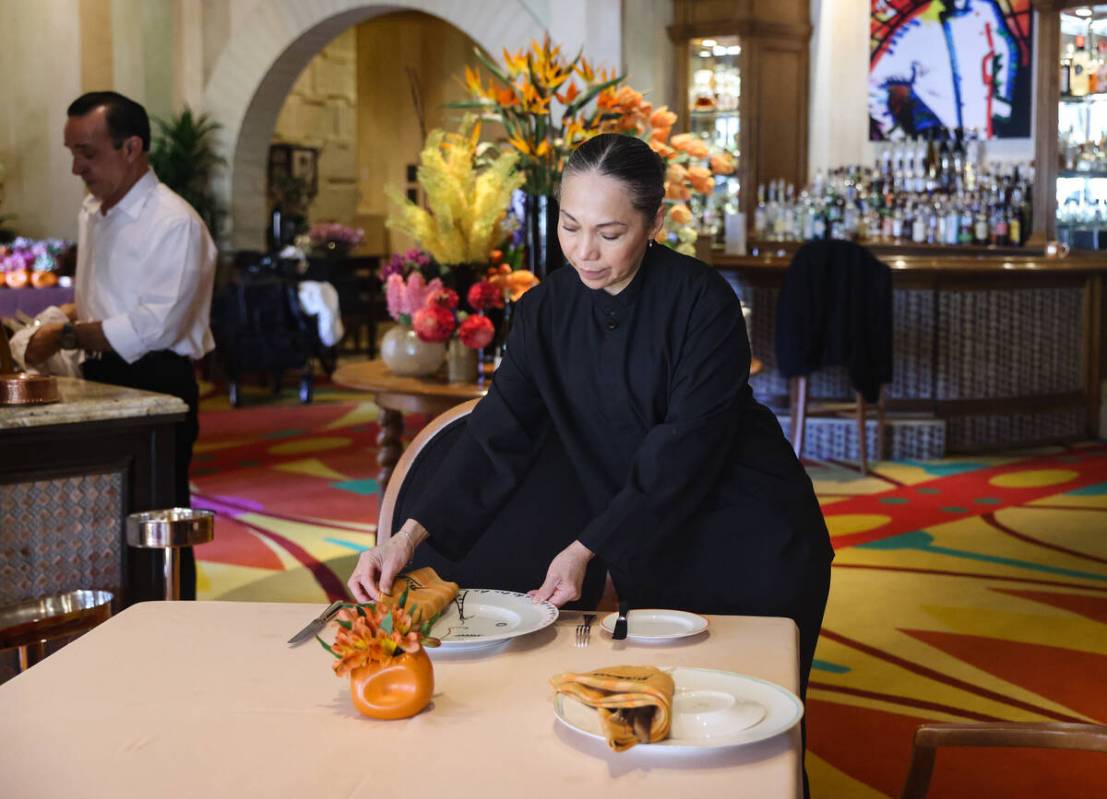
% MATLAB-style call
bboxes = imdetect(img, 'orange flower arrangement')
[319,592,441,677]
[459,35,623,195]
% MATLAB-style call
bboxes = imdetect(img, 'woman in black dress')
[349,134,832,697]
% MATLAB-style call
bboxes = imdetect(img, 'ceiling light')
[699,50,711,58]
[727,45,741,55]
[1075,7,1093,16]
[701,39,717,47]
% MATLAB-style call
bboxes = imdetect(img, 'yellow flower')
[387,116,525,266]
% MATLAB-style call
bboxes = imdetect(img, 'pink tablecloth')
[0,601,803,798]
[0,286,74,319]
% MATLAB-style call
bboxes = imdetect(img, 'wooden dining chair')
[790,378,885,475]
[898,721,1107,799]
[377,400,608,609]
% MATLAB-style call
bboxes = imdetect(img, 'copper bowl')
[0,372,60,405]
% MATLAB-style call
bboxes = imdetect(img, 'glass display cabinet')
[685,35,742,241]
[1057,4,1107,249]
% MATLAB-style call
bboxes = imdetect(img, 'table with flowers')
[0,599,803,798]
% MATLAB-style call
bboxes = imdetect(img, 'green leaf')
[336,618,353,631]
[397,585,410,609]
[473,47,512,86]
[564,74,624,118]
[445,100,495,110]
[380,612,394,635]
[317,636,339,658]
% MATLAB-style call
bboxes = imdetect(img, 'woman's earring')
[648,239,655,248]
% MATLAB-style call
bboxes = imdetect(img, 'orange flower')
[502,48,527,76]
[504,269,540,301]
[710,152,736,175]
[650,105,678,130]
[669,203,693,225]
[649,140,675,159]
[688,166,715,194]
[495,85,518,107]
[555,80,580,106]
[615,86,643,110]
[464,65,484,98]
[671,134,710,158]
[666,163,688,186]
[686,139,710,159]
[650,126,672,144]
[665,181,692,201]
[575,56,596,83]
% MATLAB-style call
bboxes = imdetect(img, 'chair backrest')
[378,400,607,609]
[899,722,1107,799]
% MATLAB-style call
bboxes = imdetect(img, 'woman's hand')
[347,520,428,602]
[529,540,594,607]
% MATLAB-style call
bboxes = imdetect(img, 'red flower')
[457,314,495,349]
[467,279,505,312]
[412,304,456,343]
[428,288,459,310]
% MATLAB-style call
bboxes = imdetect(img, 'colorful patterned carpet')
[192,381,1107,797]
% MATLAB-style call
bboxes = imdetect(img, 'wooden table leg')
[376,407,404,489]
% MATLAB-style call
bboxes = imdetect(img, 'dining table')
[0,600,803,798]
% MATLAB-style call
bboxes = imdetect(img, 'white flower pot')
[379,324,445,377]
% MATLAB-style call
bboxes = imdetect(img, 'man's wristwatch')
[59,322,79,351]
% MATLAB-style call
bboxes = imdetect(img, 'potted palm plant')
[149,107,226,239]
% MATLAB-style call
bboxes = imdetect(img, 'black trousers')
[83,351,200,601]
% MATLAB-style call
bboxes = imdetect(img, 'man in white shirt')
[26,91,216,600]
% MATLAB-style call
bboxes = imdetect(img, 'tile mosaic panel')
[936,288,1083,400]
[946,407,1086,451]
[0,472,124,605]
[773,413,946,461]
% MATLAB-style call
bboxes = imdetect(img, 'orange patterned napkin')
[550,665,675,751]
[379,566,459,624]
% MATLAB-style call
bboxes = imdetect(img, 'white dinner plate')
[553,666,803,751]
[427,589,558,651]
[599,609,709,641]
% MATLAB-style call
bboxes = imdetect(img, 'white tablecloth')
[0,601,802,798]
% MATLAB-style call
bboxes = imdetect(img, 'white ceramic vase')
[379,325,445,377]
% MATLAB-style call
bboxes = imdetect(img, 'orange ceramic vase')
[348,649,434,720]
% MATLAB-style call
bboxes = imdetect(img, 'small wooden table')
[332,359,489,488]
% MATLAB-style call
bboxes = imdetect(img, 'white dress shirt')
[76,169,217,363]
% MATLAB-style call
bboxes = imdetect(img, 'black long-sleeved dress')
[409,243,833,688]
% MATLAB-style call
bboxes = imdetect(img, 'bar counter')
[711,245,1106,458]
[0,378,187,680]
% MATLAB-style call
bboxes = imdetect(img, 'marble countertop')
[0,377,188,430]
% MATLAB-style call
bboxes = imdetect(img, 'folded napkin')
[380,566,459,625]
[550,665,676,751]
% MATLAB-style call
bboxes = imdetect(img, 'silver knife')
[287,600,344,645]
[612,600,630,641]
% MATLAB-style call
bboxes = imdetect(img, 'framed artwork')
[869,0,1034,139]
[267,144,319,196]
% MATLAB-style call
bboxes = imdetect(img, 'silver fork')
[575,614,596,647]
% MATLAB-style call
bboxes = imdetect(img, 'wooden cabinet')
[669,0,811,231]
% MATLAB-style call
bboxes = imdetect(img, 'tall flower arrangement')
[458,36,624,195]
[386,117,524,268]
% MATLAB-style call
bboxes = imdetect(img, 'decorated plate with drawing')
[428,589,558,650]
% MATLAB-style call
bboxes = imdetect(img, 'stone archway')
[203,0,544,249]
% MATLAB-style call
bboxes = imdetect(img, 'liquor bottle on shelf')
[1071,35,1091,97]
[748,154,1034,248]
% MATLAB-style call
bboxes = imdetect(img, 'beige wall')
[0,0,621,244]
[272,28,359,226]
[621,0,675,111]
[355,11,484,251]
[0,0,86,241]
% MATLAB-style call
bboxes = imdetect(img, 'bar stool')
[126,509,214,601]
[0,590,114,672]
